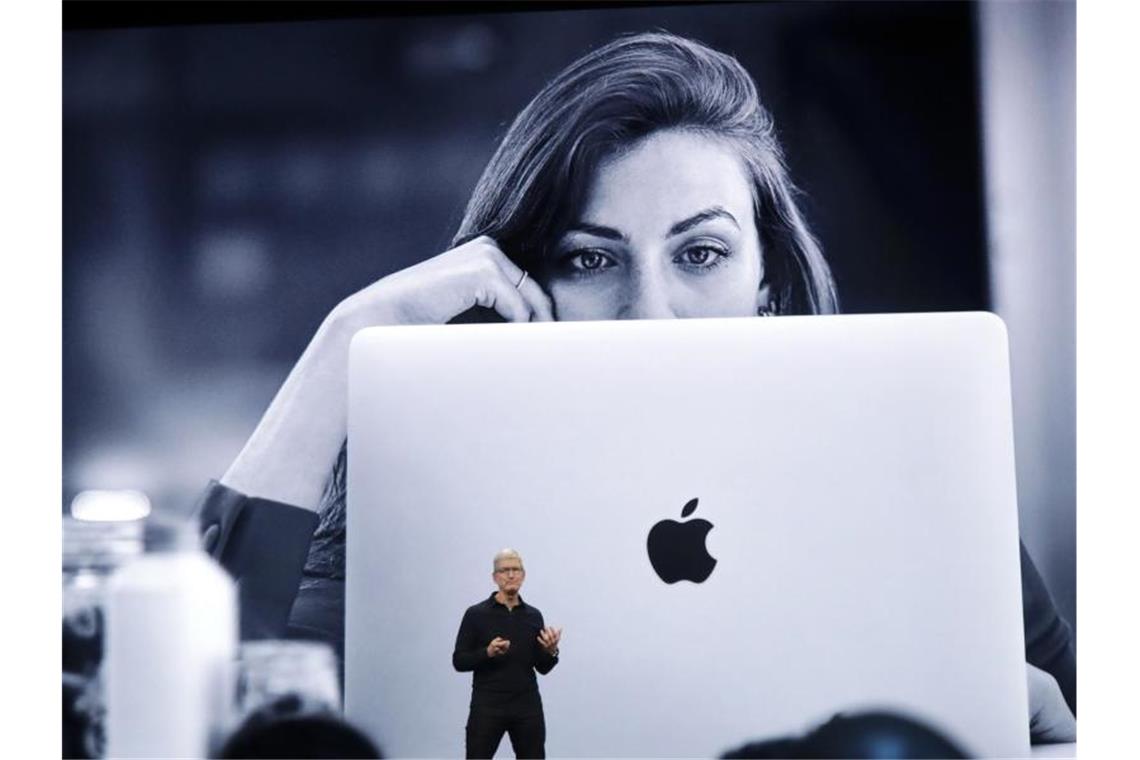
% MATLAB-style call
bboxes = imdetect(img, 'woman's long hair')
[456,30,838,315]
[306,31,838,578]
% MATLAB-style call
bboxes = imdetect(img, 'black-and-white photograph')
[62,2,1075,757]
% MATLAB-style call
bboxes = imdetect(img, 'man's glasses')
[495,567,524,576]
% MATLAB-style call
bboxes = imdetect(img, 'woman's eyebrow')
[563,222,628,242]
[667,206,739,237]
[564,208,738,242]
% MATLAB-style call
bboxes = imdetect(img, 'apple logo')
[647,497,717,584]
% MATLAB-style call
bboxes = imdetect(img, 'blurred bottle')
[105,518,237,758]
[62,517,144,758]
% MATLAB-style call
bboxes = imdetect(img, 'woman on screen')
[194,31,1074,742]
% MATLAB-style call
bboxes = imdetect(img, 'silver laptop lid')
[346,313,1028,758]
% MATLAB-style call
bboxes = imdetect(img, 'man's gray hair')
[493,548,524,571]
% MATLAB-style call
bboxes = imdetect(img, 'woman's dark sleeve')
[194,480,320,640]
[1020,540,1076,715]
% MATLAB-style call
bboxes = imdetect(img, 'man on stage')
[452,549,562,759]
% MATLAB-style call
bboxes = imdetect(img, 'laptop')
[345,312,1029,758]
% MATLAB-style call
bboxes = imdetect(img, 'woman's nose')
[618,269,677,320]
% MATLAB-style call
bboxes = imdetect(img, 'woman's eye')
[566,250,616,272]
[675,245,729,270]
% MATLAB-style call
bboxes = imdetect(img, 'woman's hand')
[221,236,552,512]
[331,236,554,331]
[1027,662,1076,744]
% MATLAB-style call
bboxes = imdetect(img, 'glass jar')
[222,641,382,758]
[235,640,342,721]
[62,517,144,758]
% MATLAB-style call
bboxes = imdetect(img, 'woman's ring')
[515,270,529,290]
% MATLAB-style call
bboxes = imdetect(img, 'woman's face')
[544,129,766,321]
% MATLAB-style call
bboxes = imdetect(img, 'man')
[452,549,562,759]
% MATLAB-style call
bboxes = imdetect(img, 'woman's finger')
[516,275,555,322]
[468,267,534,322]
[475,238,555,322]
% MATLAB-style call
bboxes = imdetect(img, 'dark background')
[62,2,1072,625]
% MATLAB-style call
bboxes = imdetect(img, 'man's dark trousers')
[465,704,545,759]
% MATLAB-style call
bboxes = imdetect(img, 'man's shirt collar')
[489,591,527,610]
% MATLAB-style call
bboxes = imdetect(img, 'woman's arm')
[203,238,553,640]
[1019,541,1077,744]
[220,236,553,512]
[1020,541,1076,713]
[220,313,356,511]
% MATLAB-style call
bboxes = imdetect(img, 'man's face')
[493,558,526,595]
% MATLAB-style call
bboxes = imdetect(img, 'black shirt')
[452,593,559,711]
